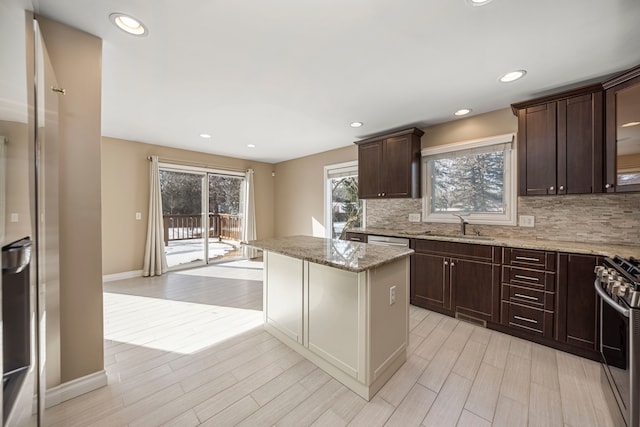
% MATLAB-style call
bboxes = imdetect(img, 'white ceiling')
[33,0,640,163]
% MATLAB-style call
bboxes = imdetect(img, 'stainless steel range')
[595,256,640,427]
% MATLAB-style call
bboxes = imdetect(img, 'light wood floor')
[45,260,625,426]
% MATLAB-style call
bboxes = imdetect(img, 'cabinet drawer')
[345,232,367,243]
[503,248,556,271]
[501,301,554,338]
[507,303,546,335]
[502,284,554,311]
[503,266,555,291]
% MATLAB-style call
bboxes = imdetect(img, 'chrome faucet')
[454,214,469,236]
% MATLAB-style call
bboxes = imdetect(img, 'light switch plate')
[135,212,142,220]
[10,213,18,223]
[408,213,421,222]
[389,286,396,305]
[519,215,535,227]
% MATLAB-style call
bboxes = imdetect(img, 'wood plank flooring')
[45,260,625,426]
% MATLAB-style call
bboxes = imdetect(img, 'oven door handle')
[594,279,630,318]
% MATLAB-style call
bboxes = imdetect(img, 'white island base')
[262,251,410,401]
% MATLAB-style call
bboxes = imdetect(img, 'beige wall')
[274,145,357,237]
[38,16,104,384]
[101,137,276,275]
[421,108,517,148]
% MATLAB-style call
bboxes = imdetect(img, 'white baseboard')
[45,370,108,408]
[103,270,143,282]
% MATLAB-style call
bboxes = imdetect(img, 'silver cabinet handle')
[444,260,448,266]
[514,293,539,301]
[514,315,538,324]
[515,274,539,282]
[515,256,540,262]
[450,262,455,267]
[605,183,614,189]
[559,185,565,191]
[549,186,555,191]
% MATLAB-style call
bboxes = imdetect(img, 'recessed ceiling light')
[109,13,148,36]
[200,133,212,139]
[499,70,527,83]
[350,122,363,128]
[466,0,493,6]
[247,144,256,148]
[621,121,640,128]
[454,108,472,116]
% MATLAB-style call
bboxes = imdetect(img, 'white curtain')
[242,168,257,258]
[143,156,168,276]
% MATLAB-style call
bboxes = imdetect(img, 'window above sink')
[421,133,517,226]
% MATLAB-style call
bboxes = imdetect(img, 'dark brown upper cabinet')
[512,85,603,196]
[354,128,424,199]
[603,65,640,193]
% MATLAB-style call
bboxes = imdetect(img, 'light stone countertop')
[348,227,640,259]
[247,235,413,273]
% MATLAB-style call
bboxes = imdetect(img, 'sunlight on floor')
[104,292,263,355]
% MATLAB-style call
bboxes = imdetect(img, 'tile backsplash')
[366,193,640,245]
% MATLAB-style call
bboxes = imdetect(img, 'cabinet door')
[557,92,603,194]
[556,253,599,350]
[518,103,557,195]
[411,252,450,311]
[382,136,412,198]
[452,259,499,323]
[358,141,382,198]
[604,69,640,193]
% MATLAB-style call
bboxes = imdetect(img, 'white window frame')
[324,161,365,239]
[421,133,517,226]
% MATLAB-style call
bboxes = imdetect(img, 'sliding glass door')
[160,169,206,268]
[160,166,246,269]
[208,174,245,262]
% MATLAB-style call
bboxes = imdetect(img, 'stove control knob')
[616,283,630,297]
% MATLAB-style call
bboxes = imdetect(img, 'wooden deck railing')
[163,213,242,245]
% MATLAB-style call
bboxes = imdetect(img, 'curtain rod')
[147,156,248,173]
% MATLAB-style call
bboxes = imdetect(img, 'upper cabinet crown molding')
[511,83,604,115]
[603,63,640,89]
[354,127,424,199]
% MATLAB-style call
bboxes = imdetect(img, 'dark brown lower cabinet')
[406,237,601,361]
[411,252,450,312]
[411,240,499,322]
[452,258,500,323]
[556,253,600,351]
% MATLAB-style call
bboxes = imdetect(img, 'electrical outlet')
[136,212,142,220]
[408,213,421,222]
[389,286,396,305]
[519,215,535,227]
[10,213,18,223]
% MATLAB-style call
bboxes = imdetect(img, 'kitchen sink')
[428,233,494,241]
[401,231,494,241]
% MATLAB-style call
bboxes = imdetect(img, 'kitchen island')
[247,235,413,400]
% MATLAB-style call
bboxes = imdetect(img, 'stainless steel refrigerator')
[1,3,58,425]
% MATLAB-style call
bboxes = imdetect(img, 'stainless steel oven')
[595,256,640,427]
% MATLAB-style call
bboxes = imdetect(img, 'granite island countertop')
[348,227,640,259]
[247,235,413,273]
